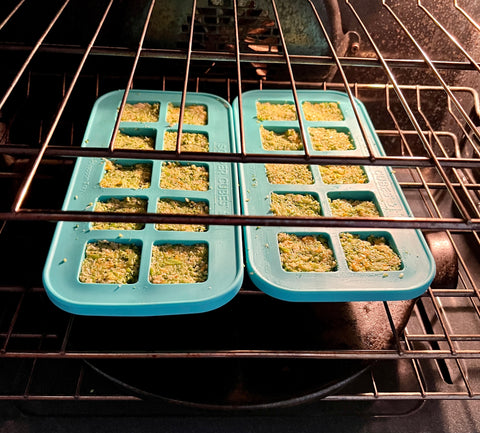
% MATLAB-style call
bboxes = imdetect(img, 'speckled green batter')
[277,233,336,273]
[150,243,208,284]
[79,241,141,284]
[340,233,402,272]
[156,198,209,232]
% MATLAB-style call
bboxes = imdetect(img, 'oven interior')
[1,0,480,429]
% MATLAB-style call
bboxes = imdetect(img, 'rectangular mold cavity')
[265,163,315,185]
[162,130,209,152]
[100,160,153,190]
[327,191,382,217]
[115,127,157,150]
[79,239,143,285]
[301,101,344,121]
[259,125,303,151]
[339,231,404,273]
[318,165,368,185]
[269,192,322,217]
[166,103,208,125]
[277,232,337,273]
[91,196,148,231]
[121,101,160,123]
[308,126,355,151]
[149,242,209,284]
[234,89,435,302]
[160,161,209,191]
[256,101,297,121]
[43,90,243,316]
[156,197,209,232]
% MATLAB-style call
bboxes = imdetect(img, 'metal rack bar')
[415,88,480,219]
[2,349,480,360]
[308,0,378,160]
[108,0,156,153]
[346,1,473,223]
[2,42,480,72]
[0,0,71,112]
[0,0,26,31]
[269,0,310,158]
[4,144,479,167]
[11,0,115,211]
[0,210,474,231]
[454,0,480,33]
[173,0,197,155]
[418,1,480,75]
[232,0,246,157]
[382,0,480,142]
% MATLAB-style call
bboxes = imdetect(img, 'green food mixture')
[265,164,314,184]
[277,233,336,273]
[319,165,367,184]
[270,193,321,217]
[160,162,209,191]
[163,131,209,152]
[100,160,152,189]
[166,103,208,125]
[156,198,209,232]
[114,132,155,150]
[329,198,380,217]
[121,102,159,122]
[302,101,343,121]
[340,233,402,272]
[309,127,353,151]
[260,126,303,151]
[92,197,148,230]
[256,102,297,121]
[150,243,208,284]
[79,241,141,284]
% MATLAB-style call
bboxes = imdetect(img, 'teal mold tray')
[43,90,243,316]
[234,89,435,302]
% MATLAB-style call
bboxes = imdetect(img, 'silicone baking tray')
[234,89,435,302]
[43,90,243,316]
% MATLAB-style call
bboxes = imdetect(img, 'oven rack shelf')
[1,0,480,412]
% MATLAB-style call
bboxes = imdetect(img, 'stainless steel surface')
[1,0,480,426]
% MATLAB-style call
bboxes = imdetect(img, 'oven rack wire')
[1,0,480,407]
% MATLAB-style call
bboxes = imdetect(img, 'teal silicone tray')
[234,89,435,302]
[43,90,243,316]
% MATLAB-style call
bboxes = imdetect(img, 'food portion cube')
[329,198,380,217]
[150,243,208,284]
[114,131,155,150]
[166,103,208,125]
[92,197,148,230]
[270,193,321,217]
[265,164,314,184]
[79,241,141,284]
[309,127,354,151]
[160,162,209,191]
[319,165,367,184]
[156,198,209,232]
[163,131,209,152]
[100,161,152,189]
[121,102,159,122]
[340,233,402,272]
[260,126,303,151]
[277,233,336,273]
[302,101,343,121]
[256,102,297,121]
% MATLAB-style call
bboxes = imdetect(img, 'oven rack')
[1,0,480,410]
